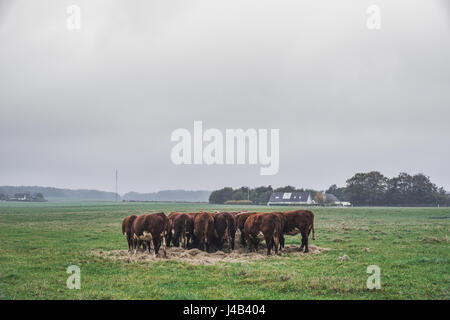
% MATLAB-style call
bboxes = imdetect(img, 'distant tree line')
[0,192,46,202]
[209,185,319,205]
[339,171,448,206]
[0,186,117,201]
[209,171,449,206]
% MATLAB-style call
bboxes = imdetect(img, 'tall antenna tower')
[115,169,118,202]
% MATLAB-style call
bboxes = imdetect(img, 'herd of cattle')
[122,210,315,257]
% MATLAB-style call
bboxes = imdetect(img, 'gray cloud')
[0,0,449,193]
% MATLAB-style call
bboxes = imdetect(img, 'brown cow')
[236,212,258,247]
[244,212,283,255]
[122,215,137,251]
[270,212,287,252]
[213,212,236,250]
[279,210,315,253]
[193,212,215,252]
[131,212,169,257]
[167,212,183,247]
[169,213,194,248]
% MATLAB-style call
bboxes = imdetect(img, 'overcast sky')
[0,0,449,193]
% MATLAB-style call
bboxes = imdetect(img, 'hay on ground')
[91,244,331,266]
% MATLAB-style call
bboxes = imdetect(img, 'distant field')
[0,202,448,299]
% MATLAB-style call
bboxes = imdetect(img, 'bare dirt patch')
[421,236,449,243]
[92,244,331,265]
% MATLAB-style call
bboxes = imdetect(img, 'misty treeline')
[209,171,449,206]
[0,192,46,202]
[0,186,118,201]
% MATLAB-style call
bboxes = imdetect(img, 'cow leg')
[280,235,285,251]
[135,239,143,255]
[270,235,280,254]
[180,234,184,249]
[247,236,252,252]
[191,234,198,248]
[186,235,190,249]
[132,237,138,254]
[185,234,191,249]
[127,237,131,251]
[255,238,261,252]
[153,238,160,257]
[303,234,309,253]
[251,238,256,252]
[265,236,272,255]
[240,231,246,247]
[165,232,171,248]
[246,235,253,252]
[129,237,135,252]
[149,241,153,253]
[299,235,305,252]
[176,229,183,247]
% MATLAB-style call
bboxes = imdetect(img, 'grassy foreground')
[0,202,448,299]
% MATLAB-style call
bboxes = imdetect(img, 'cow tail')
[310,220,315,240]
[184,218,188,235]
[183,218,188,247]
[162,228,167,257]
[225,223,229,243]
[204,223,208,245]
[273,226,280,249]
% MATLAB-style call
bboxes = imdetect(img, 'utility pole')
[115,169,118,202]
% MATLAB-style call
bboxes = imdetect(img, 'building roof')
[268,192,311,203]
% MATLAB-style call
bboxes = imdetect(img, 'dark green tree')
[345,171,387,205]
[274,186,297,193]
[409,173,438,205]
[386,172,413,205]
[208,187,234,204]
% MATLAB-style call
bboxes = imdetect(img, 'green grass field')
[0,202,448,299]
